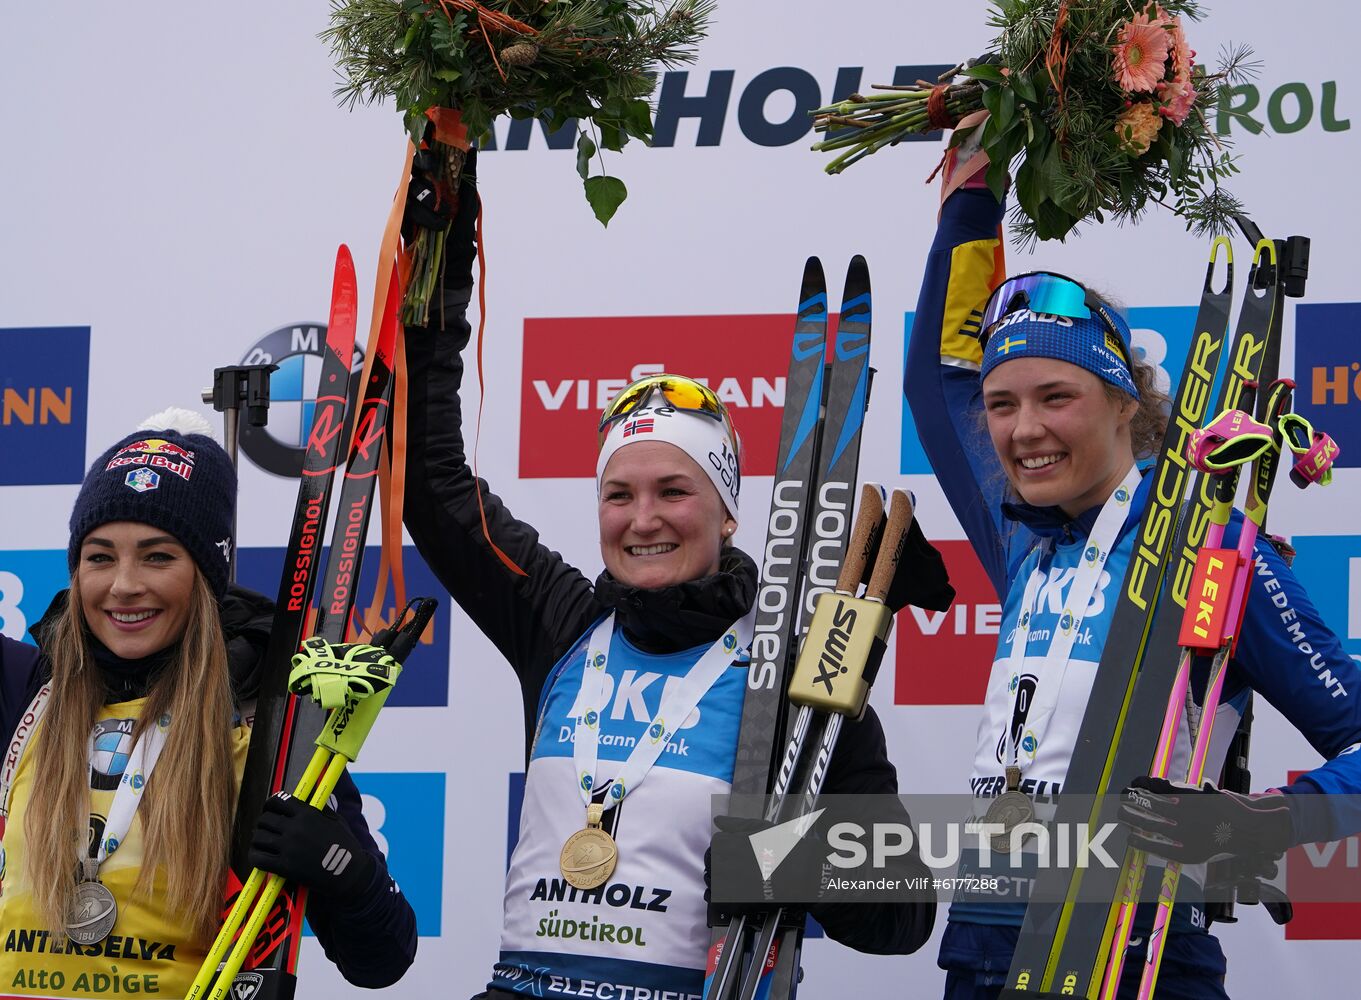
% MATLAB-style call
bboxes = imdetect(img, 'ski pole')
[189,598,436,1000]
[1136,385,1337,1000]
[1097,385,1277,1000]
[705,484,887,1000]
[720,487,915,1000]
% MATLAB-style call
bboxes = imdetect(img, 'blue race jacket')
[903,186,1361,977]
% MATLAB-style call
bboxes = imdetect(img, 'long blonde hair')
[25,570,237,944]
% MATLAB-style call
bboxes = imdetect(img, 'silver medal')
[985,766,1037,853]
[984,790,1038,853]
[66,878,117,945]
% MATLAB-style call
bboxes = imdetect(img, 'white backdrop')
[3,2,1360,997]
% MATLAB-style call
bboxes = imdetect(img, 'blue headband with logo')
[979,273,1140,399]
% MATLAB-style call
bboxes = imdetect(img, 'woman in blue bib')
[0,410,415,998]
[403,151,941,1000]
[905,138,1361,999]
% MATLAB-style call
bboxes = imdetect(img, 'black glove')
[704,814,822,928]
[402,136,480,316]
[1119,776,1295,864]
[860,513,954,614]
[248,791,378,903]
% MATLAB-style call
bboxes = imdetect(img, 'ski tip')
[841,256,871,301]
[802,256,826,283]
[335,243,356,273]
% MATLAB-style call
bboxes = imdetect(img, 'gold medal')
[984,766,1037,853]
[560,803,618,890]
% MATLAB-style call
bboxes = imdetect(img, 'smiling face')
[78,521,197,659]
[599,441,737,590]
[983,357,1137,517]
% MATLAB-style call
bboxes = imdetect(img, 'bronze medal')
[560,803,618,890]
[984,767,1037,853]
[66,871,117,945]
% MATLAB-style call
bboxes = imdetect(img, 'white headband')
[596,403,741,520]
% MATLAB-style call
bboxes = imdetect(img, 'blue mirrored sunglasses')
[980,271,1127,354]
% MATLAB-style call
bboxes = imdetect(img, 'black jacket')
[402,180,936,956]
[0,587,417,988]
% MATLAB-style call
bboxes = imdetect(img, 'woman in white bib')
[403,150,944,1000]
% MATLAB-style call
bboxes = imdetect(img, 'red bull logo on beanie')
[105,438,196,482]
[128,437,195,460]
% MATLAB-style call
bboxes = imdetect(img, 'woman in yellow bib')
[0,409,415,999]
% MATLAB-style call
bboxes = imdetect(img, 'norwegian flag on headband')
[622,418,655,438]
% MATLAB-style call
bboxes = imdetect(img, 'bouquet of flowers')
[811,1,1254,243]
[323,0,712,322]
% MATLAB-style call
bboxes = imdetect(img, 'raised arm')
[403,155,604,712]
[903,183,1019,597]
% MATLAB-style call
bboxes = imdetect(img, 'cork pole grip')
[835,483,886,594]
[866,489,915,603]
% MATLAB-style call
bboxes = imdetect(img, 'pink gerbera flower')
[1112,13,1173,93]
[1166,16,1194,80]
[1158,76,1198,125]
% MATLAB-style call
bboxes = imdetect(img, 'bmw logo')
[238,323,363,478]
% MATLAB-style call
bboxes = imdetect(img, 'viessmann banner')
[3,2,1360,998]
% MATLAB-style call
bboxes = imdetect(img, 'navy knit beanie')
[67,413,237,598]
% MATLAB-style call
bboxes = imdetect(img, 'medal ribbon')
[90,710,171,869]
[1,685,52,821]
[573,610,755,810]
[1001,464,1140,774]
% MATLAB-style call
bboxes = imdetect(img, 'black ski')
[728,258,830,805]
[227,265,402,998]
[1002,237,1240,997]
[1033,240,1282,998]
[706,257,874,1000]
[231,246,358,874]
